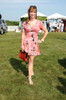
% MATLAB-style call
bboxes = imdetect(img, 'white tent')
[20,12,47,18]
[47,13,66,20]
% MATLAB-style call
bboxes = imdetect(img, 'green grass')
[0,32,66,100]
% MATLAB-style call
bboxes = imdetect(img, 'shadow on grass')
[9,58,28,77]
[58,58,66,69]
[56,58,66,94]
[57,77,66,94]
[57,38,66,40]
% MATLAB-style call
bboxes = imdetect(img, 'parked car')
[0,19,7,34]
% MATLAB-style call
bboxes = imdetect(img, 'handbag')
[19,50,28,62]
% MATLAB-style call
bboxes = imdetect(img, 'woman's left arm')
[41,25,48,42]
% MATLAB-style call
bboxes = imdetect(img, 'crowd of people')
[46,21,64,32]
[57,21,64,32]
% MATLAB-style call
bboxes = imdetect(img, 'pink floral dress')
[22,20,43,56]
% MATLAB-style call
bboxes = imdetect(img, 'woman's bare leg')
[28,55,35,85]
[31,56,35,76]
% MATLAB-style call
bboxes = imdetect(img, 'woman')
[21,6,48,85]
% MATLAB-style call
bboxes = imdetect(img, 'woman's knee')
[29,56,34,63]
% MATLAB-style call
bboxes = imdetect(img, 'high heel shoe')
[28,77,33,85]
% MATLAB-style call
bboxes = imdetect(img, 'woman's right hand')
[38,39,42,43]
[21,45,24,52]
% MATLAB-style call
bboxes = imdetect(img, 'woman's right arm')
[21,28,25,51]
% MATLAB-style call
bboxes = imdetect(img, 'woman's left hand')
[38,39,42,43]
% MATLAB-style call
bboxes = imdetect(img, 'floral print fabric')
[22,20,43,56]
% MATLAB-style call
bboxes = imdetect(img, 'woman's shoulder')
[36,19,40,22]
[36,19,42,23]
[36,19,44,28]
[22,21,27,29]
[36,19,43,25]
[22,21,26,26]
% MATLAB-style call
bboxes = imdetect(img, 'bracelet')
[41,39,44,42]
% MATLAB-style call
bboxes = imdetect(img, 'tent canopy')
[20,12,47,18]
[47,13,66,20]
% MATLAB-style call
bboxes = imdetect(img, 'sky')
[0,0,66,21]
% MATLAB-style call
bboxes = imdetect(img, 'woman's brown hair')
[26,5,37,23]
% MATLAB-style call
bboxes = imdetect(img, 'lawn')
[0,32,66,100]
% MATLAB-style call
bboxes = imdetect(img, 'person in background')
[61,22,64,32]
[46,21,50,32]
[21,5,48,85]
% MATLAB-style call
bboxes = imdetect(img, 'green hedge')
[6,16,47,26]
[20,16,47,21]
[6,20,19,26]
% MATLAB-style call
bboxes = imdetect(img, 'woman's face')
[29,10,36,19]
